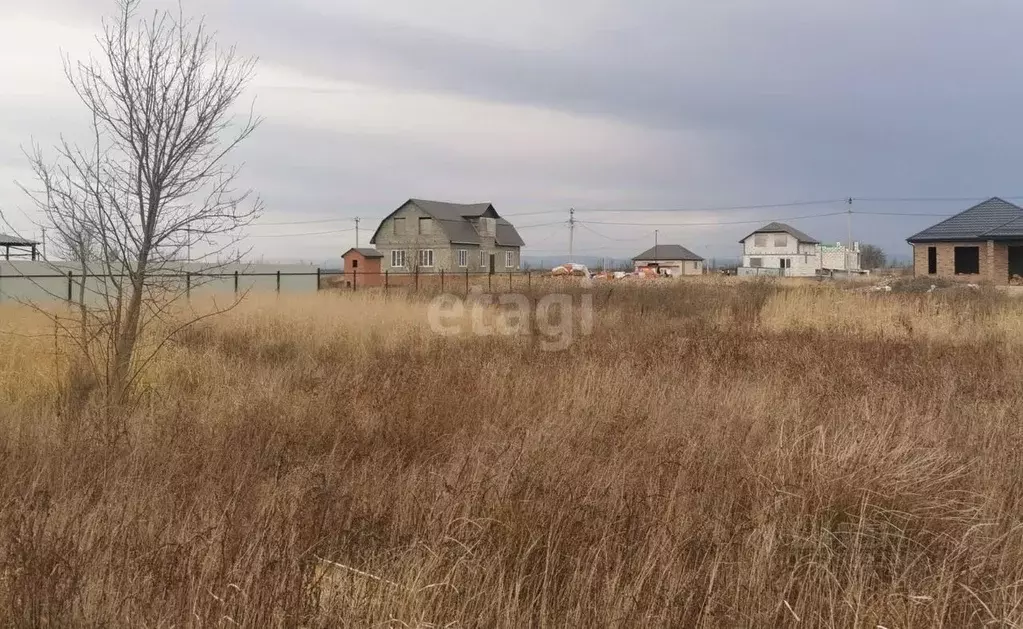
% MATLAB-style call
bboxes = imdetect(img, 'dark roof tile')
[371,199,525,247]
[344,247,384,258]
[632,244,704,261]
[738,222,819,244]
[907,197,1023,242]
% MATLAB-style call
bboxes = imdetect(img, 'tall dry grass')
[1,281,1023,627]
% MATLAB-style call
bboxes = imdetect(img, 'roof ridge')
[907,197,1023,241]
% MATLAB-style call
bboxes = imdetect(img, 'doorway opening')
[1009,246,1023,281]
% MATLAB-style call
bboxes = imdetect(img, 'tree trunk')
[110,249,149,405]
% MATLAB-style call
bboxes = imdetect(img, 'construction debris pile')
[547,264,684,281]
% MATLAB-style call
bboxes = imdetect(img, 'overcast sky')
[3,0,1023,263]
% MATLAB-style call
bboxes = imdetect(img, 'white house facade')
[738,223,860,277]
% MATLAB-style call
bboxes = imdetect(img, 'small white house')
[632,244,705,276]
[738,222,860,277]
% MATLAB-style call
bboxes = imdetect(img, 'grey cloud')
[15,0,1023,259]
[210,0,1023,257]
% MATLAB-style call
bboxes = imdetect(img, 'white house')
[632,244,704,276]
[738,222,860,277]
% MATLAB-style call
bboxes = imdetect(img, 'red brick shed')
[342,248,385,288]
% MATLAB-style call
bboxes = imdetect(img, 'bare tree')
[18,0,262,408]
[860,244,887,270]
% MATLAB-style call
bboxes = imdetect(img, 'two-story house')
[369,199,525,273]
[738,222,861,277]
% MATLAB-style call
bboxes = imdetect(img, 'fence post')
[488,272,492,293]
[234,270,239,295]
[186,271,191,299]
[384,270,389,294]
[440,270,445,292]
[276,270,281,293]
[316,267,322,291]
[465,268,469,294]
[508,272,512,291]
[415,267,419,292]
[67,271,73,303]
[527,270,531,290]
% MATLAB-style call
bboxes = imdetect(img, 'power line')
[246,220,564,240]
[247,196,993,228]
[852,195,1023,203]
[857,211,955,217]
[242,204,962,239]
[247,227,357,238]
[573,199,847,214]
[580,211,848,228]
[253,217,354,226]
[501,209,566,218]
[514,220,567,229]
[577,222,653,242]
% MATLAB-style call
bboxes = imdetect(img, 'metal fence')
[330,269,567,294]
[0,262,322,305]
[0,265,580,305]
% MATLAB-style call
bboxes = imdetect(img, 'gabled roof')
[0,234,39,246]
[738,222,819,244]
[632,244,704,261]
[343,247,384,258]
[907,197,1023,242]
[369,199,525,247]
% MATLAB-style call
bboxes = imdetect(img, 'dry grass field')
[1,279,1023,627]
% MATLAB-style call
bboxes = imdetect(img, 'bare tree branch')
[16,0,261,411]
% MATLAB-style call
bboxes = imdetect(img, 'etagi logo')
[427,277,594,351]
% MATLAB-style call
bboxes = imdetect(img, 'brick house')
[907,197,1023,285]
[341,247,384,287]
[369,199,525,274]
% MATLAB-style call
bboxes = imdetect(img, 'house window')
[391,250,406,268]
[754,234,767,247]
[749,257,763,268]
[774,234,787,247]
[954,246,980,275]
[418,249,434,267]
[505,251,514,268]
[352,259,359,269]
[418,217,431,234]
[457,249,467,267]
[480,250,487,267]
[927,247,937,274]
[393,217,405,236]
[780,258,791,269]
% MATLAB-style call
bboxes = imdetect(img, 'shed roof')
[0,233,39,246]
[632,244,704,261]
[907,197,1023,242]
[343,247,384,258]
[738,222,819,244]
[369,199,525,247]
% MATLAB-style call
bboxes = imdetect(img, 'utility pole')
[355,217,361,248]
[40,227,46,261]
[846,197,853,272]
[568,208,575,264]
[655,229,659,250]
